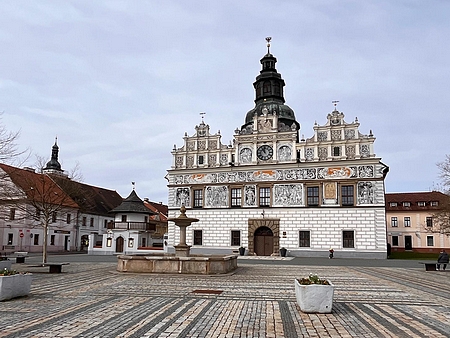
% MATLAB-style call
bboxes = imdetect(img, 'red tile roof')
[385,191,450,211]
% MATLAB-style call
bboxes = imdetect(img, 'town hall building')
[166,39,389,259]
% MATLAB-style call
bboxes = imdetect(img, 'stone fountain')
[117,206,237,275]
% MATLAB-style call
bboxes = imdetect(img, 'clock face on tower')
[257,145,273,161]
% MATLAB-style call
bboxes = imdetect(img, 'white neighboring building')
[166,41,389,259]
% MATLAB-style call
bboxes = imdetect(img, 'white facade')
[166,45,388,258]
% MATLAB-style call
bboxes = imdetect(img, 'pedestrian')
[437,249,449,271]
[329,248,334,259]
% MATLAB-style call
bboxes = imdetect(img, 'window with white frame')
[391,217,398,227]
[426,217,433,227]
[427,236,434,246]
[403,202,410,207]
[418,201,426,207]
[404,217,411,227]
[193,189,203,208]
[259,187,271,207]
[389,202,397,207]
[231,188,242,207]
[430,201,439,206]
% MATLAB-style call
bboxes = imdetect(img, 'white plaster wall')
[168,206,387,255]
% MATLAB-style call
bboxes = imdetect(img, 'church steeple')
[43,137,63,173]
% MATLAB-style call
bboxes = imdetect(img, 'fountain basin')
[117,254,237,275]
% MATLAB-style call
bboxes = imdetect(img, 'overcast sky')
[1,1,449,202]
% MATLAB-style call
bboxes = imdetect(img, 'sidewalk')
[1,259,449,337]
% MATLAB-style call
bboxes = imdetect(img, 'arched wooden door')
[115,237,124,253]
[254,226,273,256]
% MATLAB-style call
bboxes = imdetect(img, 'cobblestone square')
[1,259,449,337]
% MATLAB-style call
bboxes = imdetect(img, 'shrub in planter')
[295,273,334,313]
[0,268,32,301]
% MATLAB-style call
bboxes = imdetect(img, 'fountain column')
[167,205,199,257]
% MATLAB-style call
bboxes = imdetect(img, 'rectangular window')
[66,213,71,224]
[193,230,203,246]
[391,217,398,227]
[34,234,39,245]
[402,202,410,207]
[52,212,57,223]
[333,146,340,156]
[418,201,426,207]
[430,201,439,207]
[343,231,355,248]
[307,186,319,206]
[7,233,13,245]
[426,217,433,227]
[122,215,127,222]
[427,236,434,246]
[404,217,411,227]
[104,219,108,228]
[389,202,397,207]
[142,238,146,247]
[392,236,399,246]
[231,188,242,207]
[231,230,241,246]
[198,155,204,165]
[299,231,310,247]
[50,235,55,246]
[259,187,271,207]
[193,189,203,208]
[90,218,94,227]
[82,217,87,226]
[341,185,354,206]
[9,208,15,220]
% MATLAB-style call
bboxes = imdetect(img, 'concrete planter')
[0,274,32,301]
[0,260,12,271]
[294,278,334,313]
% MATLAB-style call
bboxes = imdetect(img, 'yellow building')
[386,191,450,253]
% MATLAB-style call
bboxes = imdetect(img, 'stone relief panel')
[208,140,217,150]
[323,182,338,205]
[239,147,252,163]
[346,145,356,159]
[205,186,228,208]
[187,141,195,151]
[317,167,357,179]
[358,165,374,178]
[277,145,292,161]
[360,144,370,158]
[305,147,314,161]
[186,156,194,168]
[345,129,355,140]
[208,154,216,166]
[318,147,328,160]
[175,187,190,207]
[175,156,184,168]
[273,184,303,207]
[331,130,341,141]
[198,140,206,150]
[357,182,374,204]
[244,185,256,206]
[220,154,229,165]
[317,132,327,141]
[171,165,373,185]
[258,119,273,132]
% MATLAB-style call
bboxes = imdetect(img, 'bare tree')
[430,156,450,236]
[0,164,79,263]
[0,112,27,165]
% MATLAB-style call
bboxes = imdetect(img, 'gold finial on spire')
[266,37,272,54]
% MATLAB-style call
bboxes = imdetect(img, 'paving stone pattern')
[0,263,449,337]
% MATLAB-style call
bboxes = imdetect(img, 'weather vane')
[132,181,135,190]
[266,37,272,54]
[200,112,206,122]
[332,100,339,111]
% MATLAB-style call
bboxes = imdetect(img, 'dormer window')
[418,201,426,207]
[389,202,397,207]
[403,202,411,207]
[430,201,439,206]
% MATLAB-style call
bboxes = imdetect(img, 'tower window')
[259,187,271,207]
[333,147,340,157]
[198,155,204,165]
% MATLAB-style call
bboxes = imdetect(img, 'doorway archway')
[247,218,280,256]
[115,236,124,253]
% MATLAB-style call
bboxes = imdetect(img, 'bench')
[11,252,29,264]
[43,263,70,273]
[419,262,437,271]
